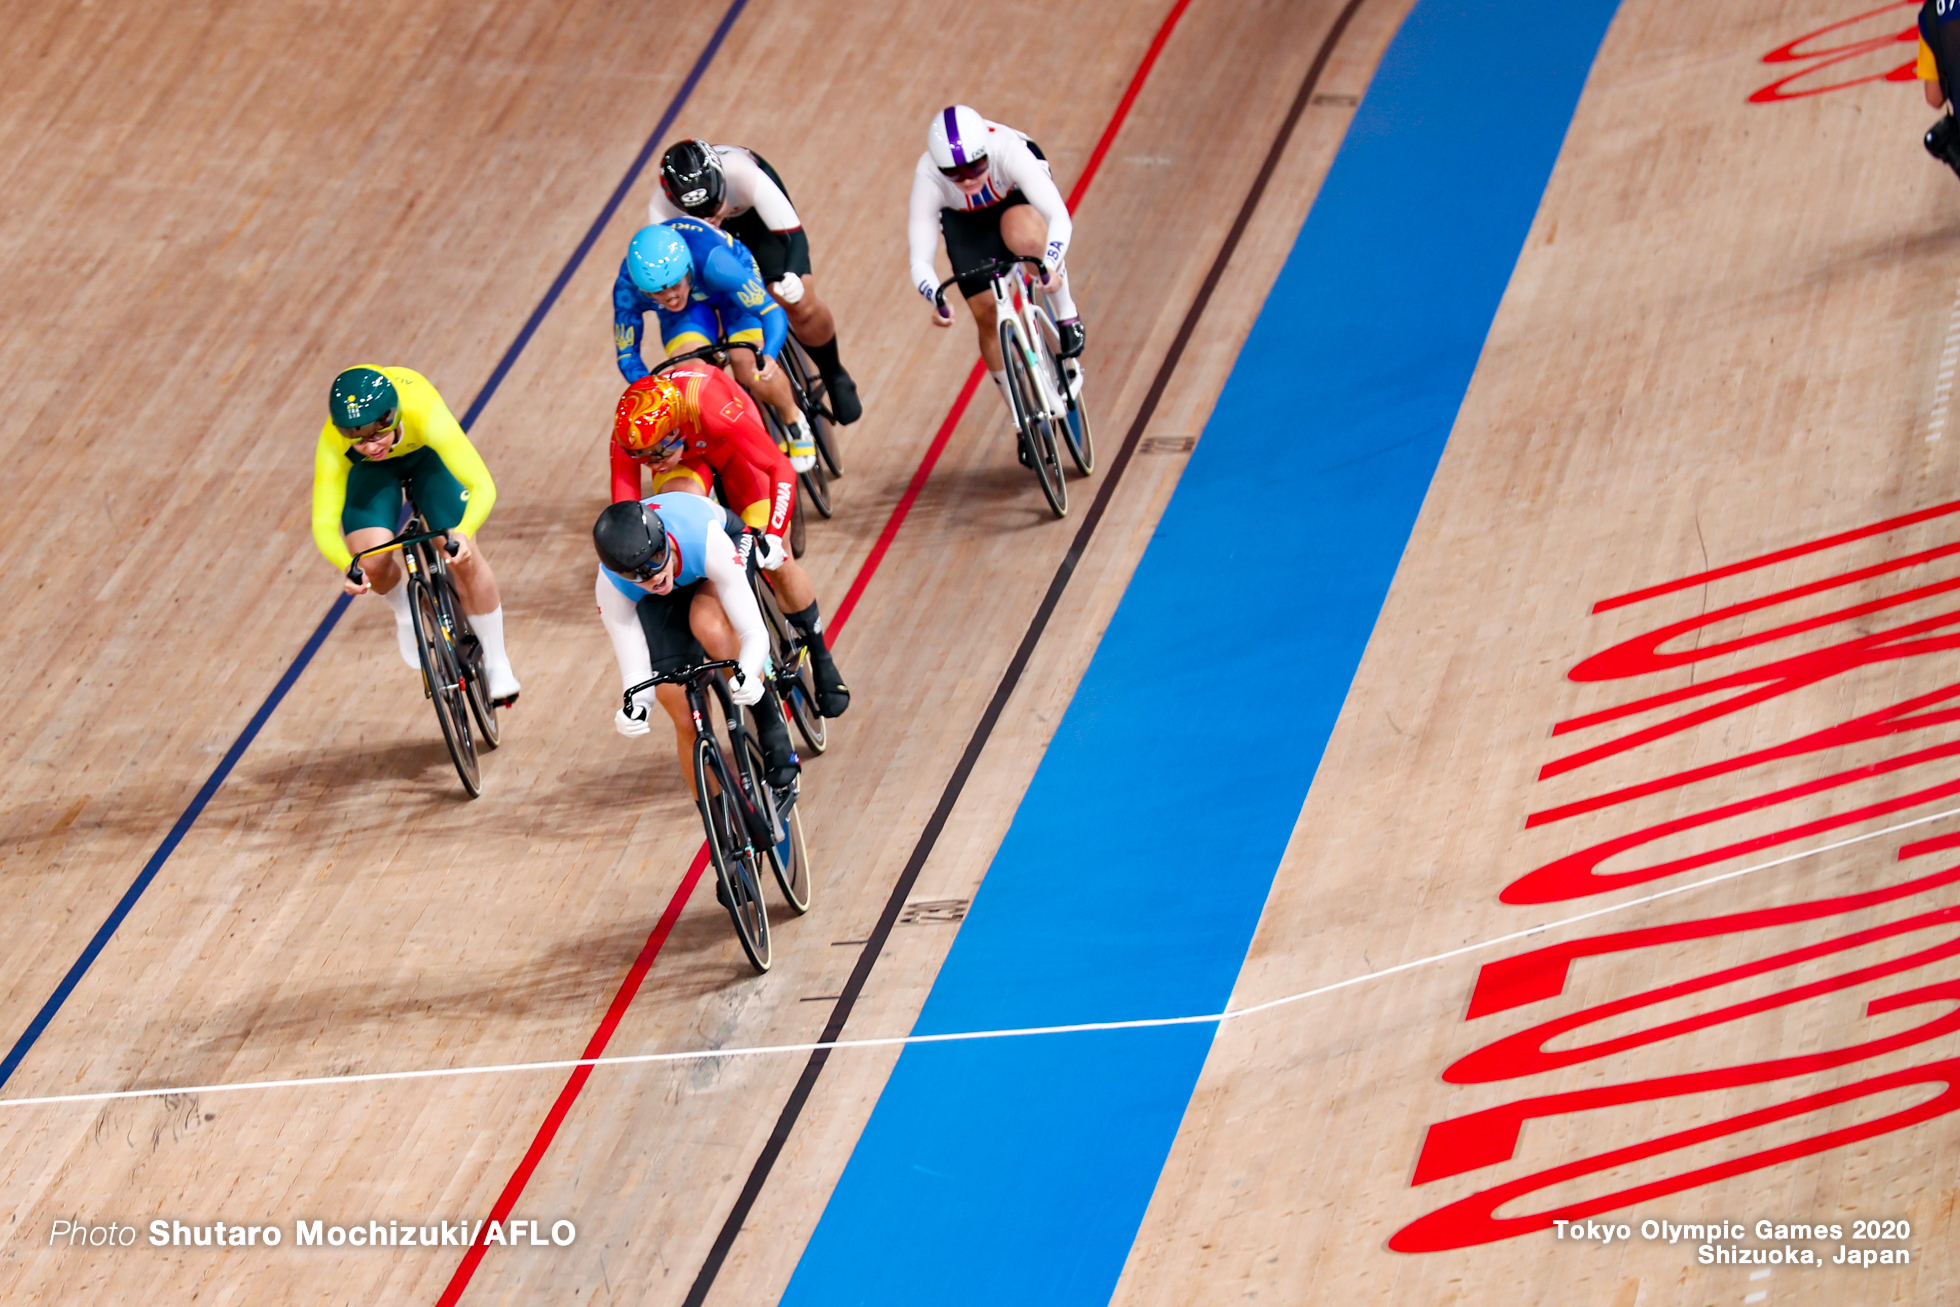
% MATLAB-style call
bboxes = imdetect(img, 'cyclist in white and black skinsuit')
[652,141,862,424]
[906,105,1084,421]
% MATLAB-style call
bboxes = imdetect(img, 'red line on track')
[435,3,1193,1300]
[1592,497,1960,614]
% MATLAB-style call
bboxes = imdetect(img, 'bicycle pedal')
[491,692,519,709]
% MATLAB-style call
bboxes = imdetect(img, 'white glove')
[769,271,805,305]
[728,667,764,707]
[614,702,651,737]
[757,533,788,571]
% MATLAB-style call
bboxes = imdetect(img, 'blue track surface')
[782,0,1621,1301]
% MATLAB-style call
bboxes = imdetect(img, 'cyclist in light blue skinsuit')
[591,492,798,791]
[612,218,817,469]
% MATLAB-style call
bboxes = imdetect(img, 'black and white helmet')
[660,140,726,217]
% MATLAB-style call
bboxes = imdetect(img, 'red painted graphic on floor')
[1395,498,1960,1251]
[1750,1,1919,103]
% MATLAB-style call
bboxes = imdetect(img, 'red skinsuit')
[611,364,796,538]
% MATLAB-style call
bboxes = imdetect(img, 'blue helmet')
[626,224,693,294]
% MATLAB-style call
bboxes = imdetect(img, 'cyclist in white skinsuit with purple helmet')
[906,105,1085,422]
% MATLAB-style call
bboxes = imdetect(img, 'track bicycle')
[623,658,811,972]
[934,256,1095,518]
[346,515,501,797]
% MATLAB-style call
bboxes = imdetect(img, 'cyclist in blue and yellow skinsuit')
[612,218,817,469]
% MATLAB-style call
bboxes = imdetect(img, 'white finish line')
[5,804,1955,1111]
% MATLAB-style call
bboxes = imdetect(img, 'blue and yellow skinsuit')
[612,217,788,382]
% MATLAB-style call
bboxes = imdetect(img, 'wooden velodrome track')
[3,0,1959,1303]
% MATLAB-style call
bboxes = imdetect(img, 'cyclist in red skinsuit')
[613,365,850,717]
[612,363,794,526]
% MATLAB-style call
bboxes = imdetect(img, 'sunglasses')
[336,411,401,443]
[622,545,672,584]
[938,158,989,183]
[627,436,685,462]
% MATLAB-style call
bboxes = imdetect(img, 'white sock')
[1045,260,1078,320]
[990,369,1011,415]
[381,585,418,669]
[471,606,521,699]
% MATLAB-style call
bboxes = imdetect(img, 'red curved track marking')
[1398,501,1960,1250]
[1748,0,1919,103]
[434,1,1195,1300]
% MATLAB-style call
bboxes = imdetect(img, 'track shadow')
[161,906,765,1081]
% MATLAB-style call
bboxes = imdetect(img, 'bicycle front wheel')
[411,572,481,797]
[694,734,771,972]
[1002,319,1067,518]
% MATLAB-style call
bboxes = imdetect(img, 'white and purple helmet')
[928,104,992,176]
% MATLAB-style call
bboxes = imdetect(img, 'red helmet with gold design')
[614,374,687,458]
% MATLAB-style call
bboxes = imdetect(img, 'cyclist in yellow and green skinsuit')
[311,365,521,702]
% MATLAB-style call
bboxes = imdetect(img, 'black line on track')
[679,0,1372,1298]
[0,0,748,1098]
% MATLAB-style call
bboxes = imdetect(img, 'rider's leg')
[1001,204,1081,350]
[656,683,696,792]
[766,560,850,719]
[778,272,861,425]
[345,525,418,669]
[777,277,835,348]
[964,288,1015,423]
[445,545,520,701]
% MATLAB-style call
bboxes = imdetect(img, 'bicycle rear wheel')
[1002,320,1067,517]
[800,458,833,519]
[732,716,812,914]
[694,733,771,971]
[754,573,826,755]
[437,570,500,750]
[410,571,481,797]
[781,336,842,476]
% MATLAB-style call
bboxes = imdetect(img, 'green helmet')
[329,366,399,430]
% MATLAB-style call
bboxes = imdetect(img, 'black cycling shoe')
[714,874,731,908]
[825,369,862,425]
[1929,114,1960,181]
[754,692,800,789]
[1057,318,1086,359]
[810,648,851,718]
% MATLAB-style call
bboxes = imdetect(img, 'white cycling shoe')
[786,416,817,473]
[486,662,521,704]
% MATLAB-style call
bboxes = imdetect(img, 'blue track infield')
[780,0,1623,1302]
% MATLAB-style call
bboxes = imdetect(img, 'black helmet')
[593,501,671,579]
[660,140,726,218]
